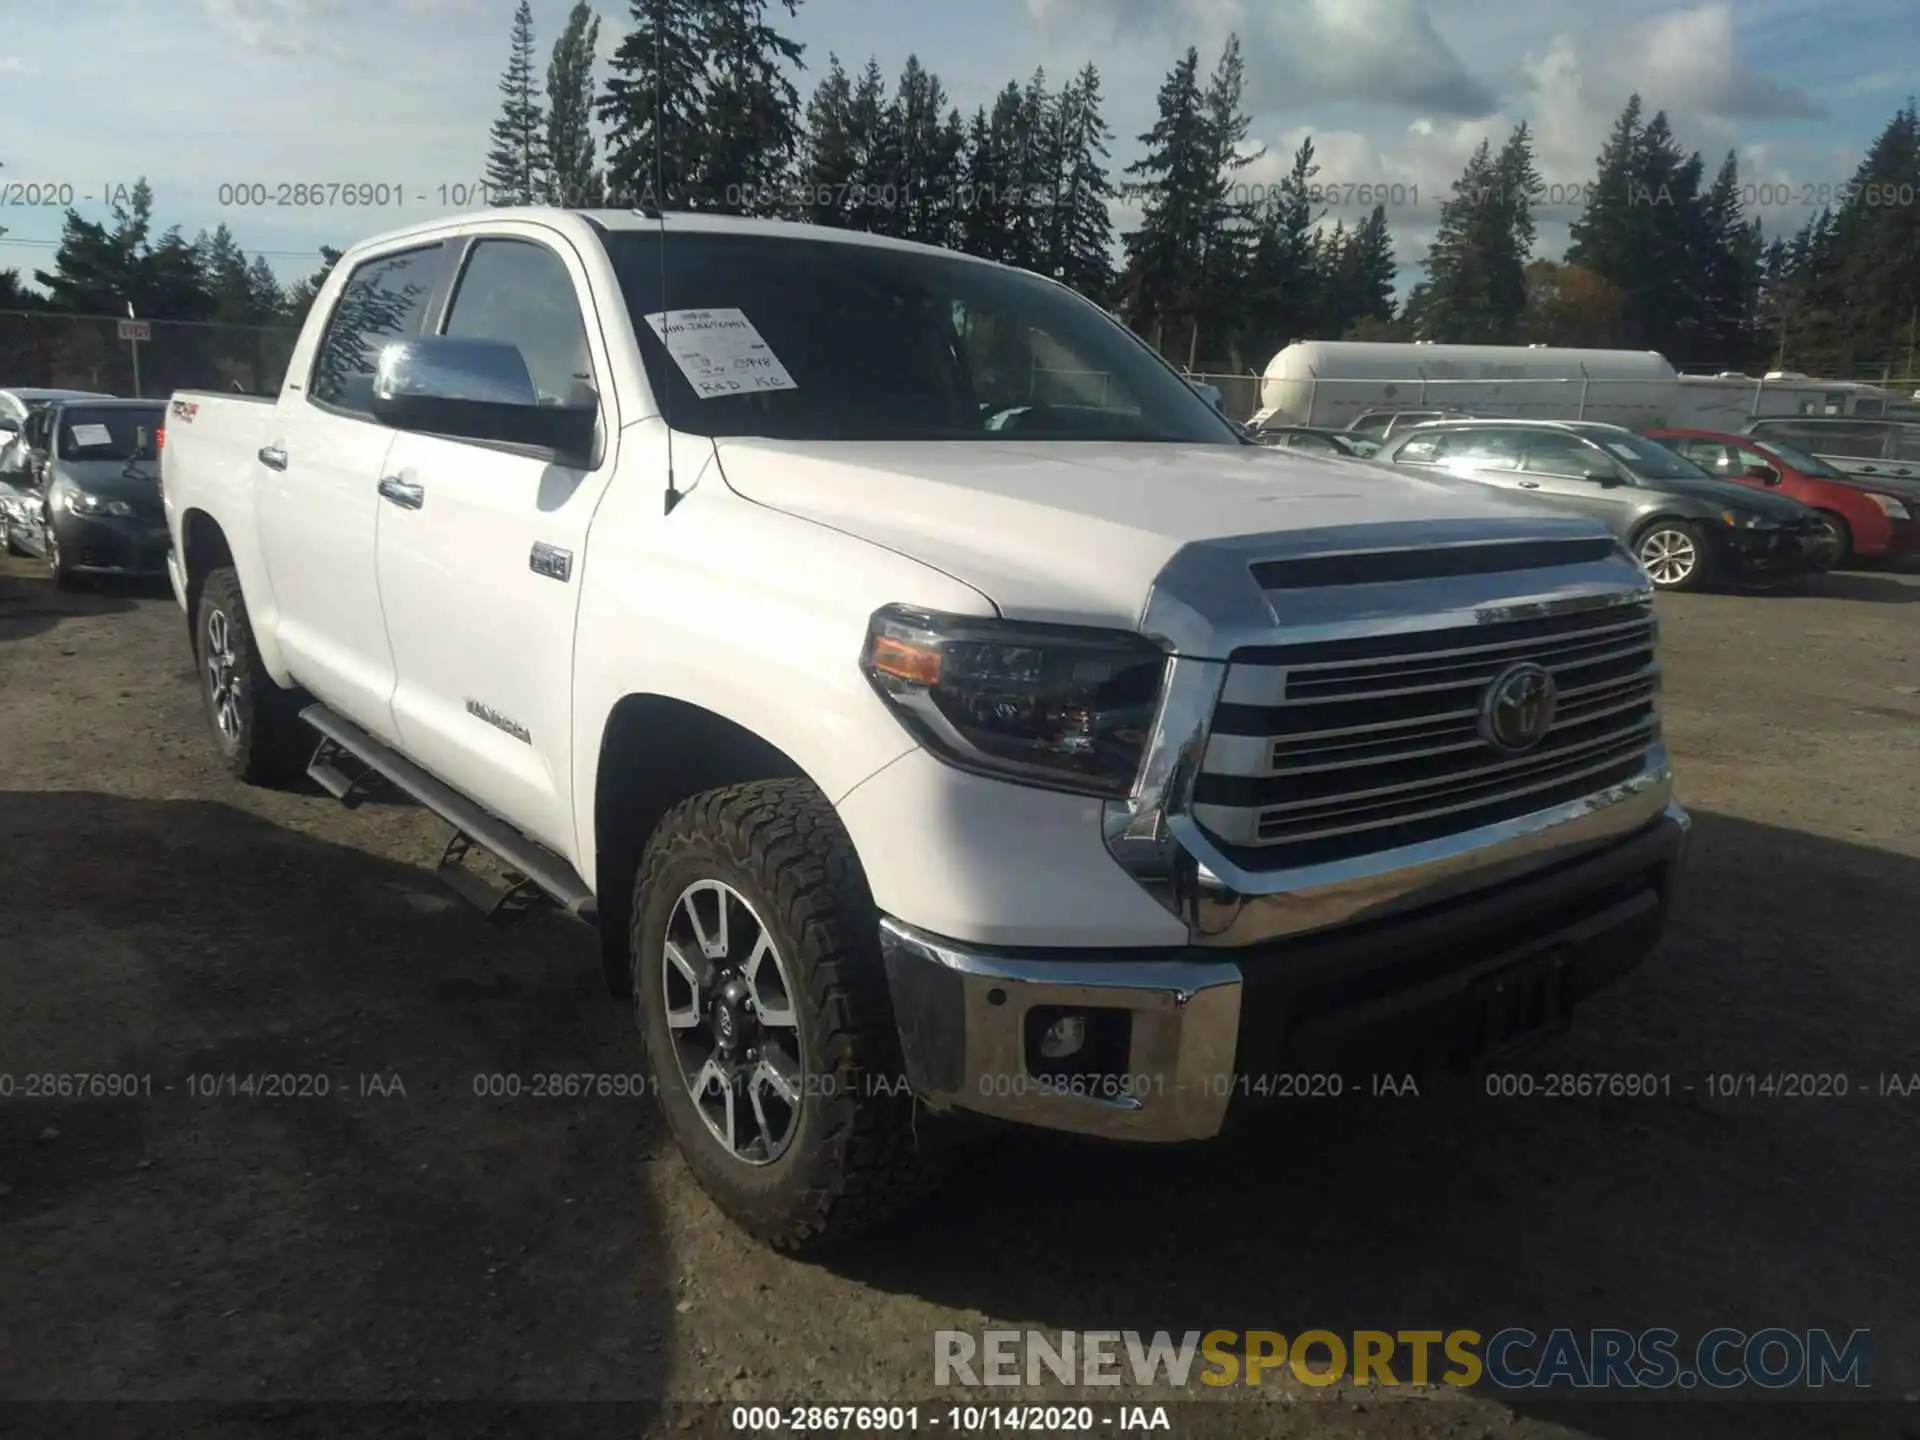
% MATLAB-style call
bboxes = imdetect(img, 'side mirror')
[371,337,597,463]
[1745,464,1781,485]
[1189,380,1225,411]
[1582,465,1622,485]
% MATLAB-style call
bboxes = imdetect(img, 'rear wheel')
[631,777,950,1252]
[195,567,309,785]
[1634,520,1711,592]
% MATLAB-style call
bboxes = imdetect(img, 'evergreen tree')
[1692,152,1763,365]
[1189,35,1262,364]
[1050,64,1116,302]
[600,0,712,208]
[1830,99,1920,371]
[36,180,156,313]
[1568,96,1715,356]
[842,58,893,233]
[1118,48,1210,350]
[880,57,959,245]
[1409,128,1538,343]
[1242,137,1323,361]
[547,1,602,207]
[699,0,807,214]
[284,246,345,328]
[484,0,549,205]
[799,53,859,225]
[957,105,1010,261]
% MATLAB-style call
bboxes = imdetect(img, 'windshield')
[1588,431,1712,481]
[1750,438,1846,480]
[601,230,1243,444]
[57,407,164,463]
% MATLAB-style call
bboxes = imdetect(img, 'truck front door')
[256,242,450,743]
[372,231,619,856]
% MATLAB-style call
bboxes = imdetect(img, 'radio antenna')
[653,10,681,515]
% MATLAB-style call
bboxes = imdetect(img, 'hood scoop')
[1250,537,1618,590]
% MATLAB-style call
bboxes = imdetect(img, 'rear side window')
[1437,430,1522,470]
[309,244,446,414]
[1895,428,1920,464]
[1681,439,1739,476]
[1752,420,1889,460]
[1393,433,1441,463]
[1520,431,1603,477]
[442,238,596,407]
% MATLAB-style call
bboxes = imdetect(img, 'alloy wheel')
[661,878,804,1166]
[203,607,244,744]
[1637,528,1697,587]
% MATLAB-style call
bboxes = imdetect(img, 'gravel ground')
[1,554,1917,1440]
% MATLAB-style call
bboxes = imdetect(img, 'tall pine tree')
[600,0,716,207]
[699,0,807,214]
[1050,65,1117,301]
[1408,126,1538,343]
[546,2,601,207]
[484,1,548,205]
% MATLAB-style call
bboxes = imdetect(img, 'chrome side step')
[299,704,597,925]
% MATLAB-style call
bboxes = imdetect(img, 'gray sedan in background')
[1382,419,1833,591]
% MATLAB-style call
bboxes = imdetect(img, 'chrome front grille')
[1190,600,1660,867]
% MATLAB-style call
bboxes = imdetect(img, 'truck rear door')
[256,241,451,744]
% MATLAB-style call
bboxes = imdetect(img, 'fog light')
[1039,1013,1087,1059]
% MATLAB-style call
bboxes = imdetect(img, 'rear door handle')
[1858,465,1879,474]
[258,445,288,471]
[377,476,425,510]
[1517,480,1541,489]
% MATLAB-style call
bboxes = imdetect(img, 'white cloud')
[0,56,32,75]
[1837,69,1916,100]
[1608,5,1821,120]
[1027,0,1497,116]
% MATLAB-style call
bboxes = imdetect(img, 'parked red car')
[1645,427,1918,567]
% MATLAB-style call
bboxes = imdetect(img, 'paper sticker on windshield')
[1605,442,1640,462]
[67,423,114,448]
[643,309,796,399]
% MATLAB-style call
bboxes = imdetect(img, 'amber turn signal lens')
[870,634,942,685]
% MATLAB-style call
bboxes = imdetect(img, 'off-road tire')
[631,777,951,1252]
[195,567,309,785]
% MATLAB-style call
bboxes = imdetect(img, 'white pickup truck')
[161,207,1689,1250]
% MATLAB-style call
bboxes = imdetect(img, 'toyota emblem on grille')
[1479,662,1557,753]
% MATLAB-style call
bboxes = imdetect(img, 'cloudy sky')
[1,0,1913,295]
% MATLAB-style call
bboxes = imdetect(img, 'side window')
[1750,421,1819,450]
[1520,432,1605,477]
[309,245,445,414]
[1811,424,1892,460]
[1437,430,1522,470]
[1895,429,1920,464]
[1393,434,1441,463]
[442,239,596,406]
[1684,440,1739,477]
[1734,446,1776,473]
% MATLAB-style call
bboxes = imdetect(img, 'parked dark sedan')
[1251,423,1374,457]
[4,398,168,586]
[1384,419,1834,591]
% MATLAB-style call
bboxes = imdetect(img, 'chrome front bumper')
[881,800,1689,1142]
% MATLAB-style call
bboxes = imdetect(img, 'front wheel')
[631,777,950,1252]
[1634,520,1711,592]
[195,567,309,785]
[44,513,79,589]
[1813,512,1853,569]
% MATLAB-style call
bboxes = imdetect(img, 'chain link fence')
[0,310,299,400]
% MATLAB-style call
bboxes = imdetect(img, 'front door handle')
[1517,480,1541,489]
[377,476,425,510]
[258,445,288,471]
[1858,465,1879,474]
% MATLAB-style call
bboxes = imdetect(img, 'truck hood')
[711,438,1575,628]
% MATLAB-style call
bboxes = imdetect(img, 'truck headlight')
[1866,493,1911,520]
[1721,508,1779,530]
[65,490,134,518]
[861,604,1167,798]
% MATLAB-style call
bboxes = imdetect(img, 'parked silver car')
[1383,419,1832,591]
[1743,416,1920,501]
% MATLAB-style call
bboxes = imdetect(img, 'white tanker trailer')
[1253,341,1904,432]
